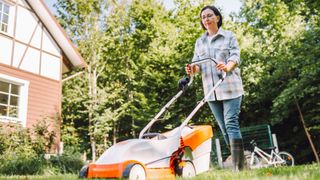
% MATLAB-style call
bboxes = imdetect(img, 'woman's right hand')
[185,64,192,75]
[185,64,200,75]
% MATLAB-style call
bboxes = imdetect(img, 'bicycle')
[248,140,294,169]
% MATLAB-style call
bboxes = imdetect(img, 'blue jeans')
[208,96,242,146]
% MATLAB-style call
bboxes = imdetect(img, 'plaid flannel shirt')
[192,28,244,101]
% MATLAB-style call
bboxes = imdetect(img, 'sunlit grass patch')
[179,163,320,180]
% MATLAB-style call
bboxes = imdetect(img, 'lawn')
[185,163,320,180]
[0,174,77,180]
[0,163,319,180]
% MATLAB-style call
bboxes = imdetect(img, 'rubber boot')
[230,138,245,171]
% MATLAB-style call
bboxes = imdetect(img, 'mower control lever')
[141,133,167,140]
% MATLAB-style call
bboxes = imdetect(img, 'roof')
[27,0,87,69]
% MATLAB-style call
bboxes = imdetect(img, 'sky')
[43,0,242,17]
[162,0,242,17]
[215,0,242,17]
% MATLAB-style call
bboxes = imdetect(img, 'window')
[0,74,29,126]
[0,81,20,119]
[0,1,9,33]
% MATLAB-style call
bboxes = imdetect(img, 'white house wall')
[12,41,25,67]
[29,23,42,49]
[41,53,60,80]
[17,0,29,7]
[0,36,12,65]
[19,47,40,74]
[15,5,38,43]
[42,28,61,57]
[0,0,62,81]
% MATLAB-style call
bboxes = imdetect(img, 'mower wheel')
[129,164,146,180]
[182,160,196,178]
[78,164,89,178]
[123,163,146,180]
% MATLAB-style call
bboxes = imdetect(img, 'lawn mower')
[79,58,226,179]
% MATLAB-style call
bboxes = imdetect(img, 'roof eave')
[27,0,88,69]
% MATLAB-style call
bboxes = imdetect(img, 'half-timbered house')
[0,0,86,153]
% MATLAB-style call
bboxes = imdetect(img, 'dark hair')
[200,5,223,30]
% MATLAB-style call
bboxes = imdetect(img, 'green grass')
[0,174,77,180]
[185,163,320,180]
[0,164,319,180]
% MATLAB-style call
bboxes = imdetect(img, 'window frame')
[0,82,20,118]
[0,1,10,33]
[0,74,29,127]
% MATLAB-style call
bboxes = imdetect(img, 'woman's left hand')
[216,63,230,72]
[216,61,236,72]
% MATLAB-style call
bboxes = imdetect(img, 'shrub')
[0,120,83,175]
[0,151,46,175]
[0,122,54,175]
[49,154,84,174]
[32,116,57,154]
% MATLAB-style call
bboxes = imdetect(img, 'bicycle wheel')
[249,154,260,169]
[274,151,294,166]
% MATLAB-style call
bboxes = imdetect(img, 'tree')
[57,0,125,161]
[237,0,320,163]
[56,0,320,163]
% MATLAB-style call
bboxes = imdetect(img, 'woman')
[185,5,245,171]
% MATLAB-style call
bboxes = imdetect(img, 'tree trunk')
[113,122,117,145]
[132,118,135,138]
[91,139,96,162]
[294,97,320,163]
[125,56,135,137]
[88,64,96,162]
[88,56,99,162]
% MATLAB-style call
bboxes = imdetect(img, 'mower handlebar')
[139,57,221,139]
[189,57,218,66]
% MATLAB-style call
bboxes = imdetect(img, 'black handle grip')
[178,76,190,91]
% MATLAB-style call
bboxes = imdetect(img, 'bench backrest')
[211,124,274,165]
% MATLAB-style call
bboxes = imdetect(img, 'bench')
[211,124,278,167]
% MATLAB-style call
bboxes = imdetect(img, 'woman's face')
[201,9,220,30]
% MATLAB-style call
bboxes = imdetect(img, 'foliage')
[57,0,125,160]
[0,155,45,175]
[32,116,57,154]
[56,0,320,163]
[0,123,46,175]
[49,153,84,174]
[0,122,84,175]
[235,0,320,163]
[0,120,56,156]
[58,0,214,160]
[0,124,44,175]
